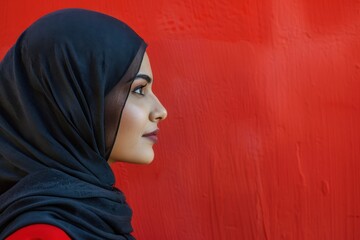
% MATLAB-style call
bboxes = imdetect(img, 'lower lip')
[143,135,158,143]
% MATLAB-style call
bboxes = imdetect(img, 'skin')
[108,52,167,164]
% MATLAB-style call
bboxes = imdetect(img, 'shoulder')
[6,224,71,240]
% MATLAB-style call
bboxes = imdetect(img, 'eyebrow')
[135,74,152,83]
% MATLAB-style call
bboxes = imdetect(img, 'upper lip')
[142,129,159,137]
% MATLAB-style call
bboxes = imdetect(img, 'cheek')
[120,103,148,136]
[109,99,153,163]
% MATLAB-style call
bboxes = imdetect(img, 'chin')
[125,150,154,164]
[124,157,153,165]
[141,158,154,164]
[137,152,155,164]
[109,148,155,164]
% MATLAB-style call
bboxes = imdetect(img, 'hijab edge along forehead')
[105,41,147,159]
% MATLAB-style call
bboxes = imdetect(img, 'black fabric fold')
[0,8,147,239]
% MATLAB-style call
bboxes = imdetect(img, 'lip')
[142,129,159,143]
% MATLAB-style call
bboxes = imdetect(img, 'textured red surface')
[6,224,70,240]
[1,1,360,239]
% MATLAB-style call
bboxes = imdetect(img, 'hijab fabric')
[0,8,147,239]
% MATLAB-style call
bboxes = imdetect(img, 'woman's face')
[108,52,167,164]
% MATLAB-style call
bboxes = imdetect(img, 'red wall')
[1,1,360,239]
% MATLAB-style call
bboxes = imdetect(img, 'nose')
[150,95,167,122]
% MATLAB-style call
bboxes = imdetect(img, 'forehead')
[137,52,153,78]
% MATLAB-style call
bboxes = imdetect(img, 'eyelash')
[132,84,147,96]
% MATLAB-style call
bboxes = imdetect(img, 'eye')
[132,84,147,96]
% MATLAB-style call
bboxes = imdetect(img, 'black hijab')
[0,8,147,239]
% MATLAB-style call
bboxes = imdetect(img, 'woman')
[0,8,167,239]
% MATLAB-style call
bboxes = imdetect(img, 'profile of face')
[108,52,167,164]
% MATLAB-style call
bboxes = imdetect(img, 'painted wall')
[1,1,360,239]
